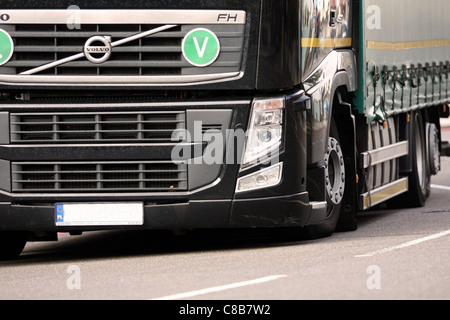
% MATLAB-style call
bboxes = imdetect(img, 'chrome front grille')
[12,161,188,192]
[10,111,185,144]
[10,24,184,76]
[0,9,246,85]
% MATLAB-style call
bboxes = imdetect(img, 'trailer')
[0,0,449,259]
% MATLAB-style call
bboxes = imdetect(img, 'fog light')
[236,163,283,193]
[256,174,268,184]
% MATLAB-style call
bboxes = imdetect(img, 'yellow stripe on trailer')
[367,39,450,50]
[360,178,409,210]
[301,37,352,48]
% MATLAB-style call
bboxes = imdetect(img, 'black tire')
[301,119,345,239]
[410,111,429,207]
[391,111,428,208]
[0,231,28,261]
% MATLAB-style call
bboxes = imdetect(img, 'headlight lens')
[242,98,284,165]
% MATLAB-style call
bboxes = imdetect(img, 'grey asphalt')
[1,129,449,300]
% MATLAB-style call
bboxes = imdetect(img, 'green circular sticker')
[182,28,220,67]
[0,29,14,66]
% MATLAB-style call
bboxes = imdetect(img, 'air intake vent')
[12,161,188,193]
[202,124,223,134]
[10,111,185,144]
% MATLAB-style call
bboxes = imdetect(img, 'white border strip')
[431,184,450,191]
[152,275,287,300]
[355,230,450,258]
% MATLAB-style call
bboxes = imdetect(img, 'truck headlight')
[242,98,284,165]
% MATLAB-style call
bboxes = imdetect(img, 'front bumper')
[0,90,324,233]
[0,192,312,232]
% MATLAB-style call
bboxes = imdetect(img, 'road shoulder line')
[355,229,450,258]
[152,275,287,300]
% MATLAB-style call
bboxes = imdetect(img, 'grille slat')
[12,162,188,193]
[11,111,186,144]
[14,46,183,53]
[8,61,194,68]
[1,23,245,78]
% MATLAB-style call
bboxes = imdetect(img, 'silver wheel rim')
[325,137,345,205]
[432,130,440,173]
[428,123,440,175]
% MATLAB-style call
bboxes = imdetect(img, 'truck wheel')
[390,111,428,208]
[302,119,345,239]
[425,122,440,198]
[0,231,28,261]
[408,111,428,207]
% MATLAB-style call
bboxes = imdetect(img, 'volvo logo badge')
[84,36,112,64]
[0,14,10,22]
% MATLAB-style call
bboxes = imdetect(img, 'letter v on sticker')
[194,37,209,58]
[182,28,220,67]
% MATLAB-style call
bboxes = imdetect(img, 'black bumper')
[0,192,312,232]
[0,91,323,233]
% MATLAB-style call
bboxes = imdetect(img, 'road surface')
[1,130,449,301]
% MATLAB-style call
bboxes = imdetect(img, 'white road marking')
[431,184,450,191]
[355,229,450,258]
[152,275,287,300]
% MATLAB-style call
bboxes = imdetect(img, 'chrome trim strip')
[0,9,246,25]
[311,201,327,210]
[20,53,85,76]
[360,177,408,210]
[0,100,252,110]
[21,24,178,75]
[0,72,243,87]
[112,25,176,47]
[0,172,225,198]
[360,141,409,169]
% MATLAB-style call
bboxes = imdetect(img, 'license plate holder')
[55,202,144,226]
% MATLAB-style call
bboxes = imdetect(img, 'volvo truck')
[0,0,449,259]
